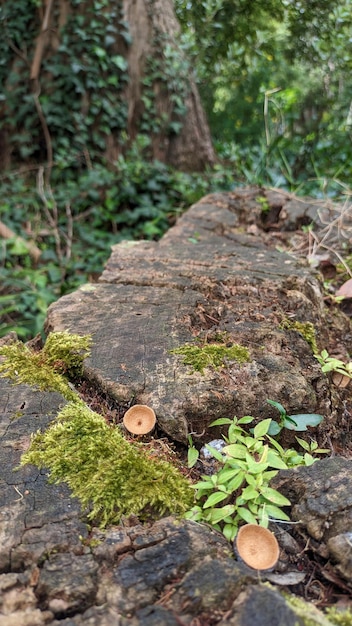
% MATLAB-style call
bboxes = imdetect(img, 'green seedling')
[185,414,325,542]
[266,399,324,436]
[187,434,199,468]
[315,349,352,379]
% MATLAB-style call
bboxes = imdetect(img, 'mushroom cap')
[123,405,156,435]
[236,524,279,570]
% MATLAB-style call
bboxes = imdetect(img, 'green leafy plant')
[266,399,324,436]
[315,349,352,379]
[185,414,327,542]
[187,434,199,468]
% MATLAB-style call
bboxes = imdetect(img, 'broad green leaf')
[267,420,281,436]
[193,480,215,491]
[184,506,202,521]
[223,523,237,542]
[267,450,288,470]
[187,446,199,468]
[241,485,259,500]
[228,471,246,492]
[203,491,229,508]
[265,504,290,521]
[223,443,247,459]
[237,507,258,524]
[208,504,236,523]
[262,470,279,482]
[304,453,316,466]
[260,487,291,506]
[284,413,323,431]
[238,416,254,424]
[254,418,272,438]
[217,468,241,484]
[210,417,232,426]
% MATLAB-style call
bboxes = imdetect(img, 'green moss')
[281,320,318,354]
[325,608,352,626]
[1,331,193,526]
[284,594,334,626]
[21,401,193,526]
[171,341,250,374]
[0,331,91,402]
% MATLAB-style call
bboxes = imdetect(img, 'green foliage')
[0,0,129,162]
[21,401,193,526]
[0,149,234,340]
[187,434,200,468]
[0,330,193,526]
[325,607,352,626]
[171,341,250,374]
[266,399,324,438]
[185,414,322,542]
[0,331,91,400]
[315,349,352,379]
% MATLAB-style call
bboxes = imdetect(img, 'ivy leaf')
[111,55,128,71]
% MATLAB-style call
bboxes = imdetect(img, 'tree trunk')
[0,0,216,172]
[121,0,216,170]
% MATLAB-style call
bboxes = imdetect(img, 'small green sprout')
[187,434,199,468]
[315,349,352,379]
[266,399,324,436]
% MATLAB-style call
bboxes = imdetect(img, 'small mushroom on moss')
[235,524,280,571]
[123,405,156,435]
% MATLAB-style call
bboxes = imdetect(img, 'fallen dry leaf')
[336,278,352,298]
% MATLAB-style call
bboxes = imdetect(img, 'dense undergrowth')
[2,142,352,341]
[0,141,235,340]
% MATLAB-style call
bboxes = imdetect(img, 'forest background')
[1,0,352,339]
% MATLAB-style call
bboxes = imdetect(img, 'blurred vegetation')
[1,0,352,338]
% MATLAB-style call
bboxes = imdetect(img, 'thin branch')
[30,0,55,81]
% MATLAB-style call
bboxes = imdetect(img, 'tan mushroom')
[123,405,156,435]
[236,524,280,571]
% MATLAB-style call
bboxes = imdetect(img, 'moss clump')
[1,331,193,526]
[0,331,91,402]
[325,608,352,626]
[171,341,250,374]
[21,401,194,526]
[281,320,318,354]
[284,593,335,625]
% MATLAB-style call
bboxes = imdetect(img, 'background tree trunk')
[0,0,216,172]
[121,0,216,170]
